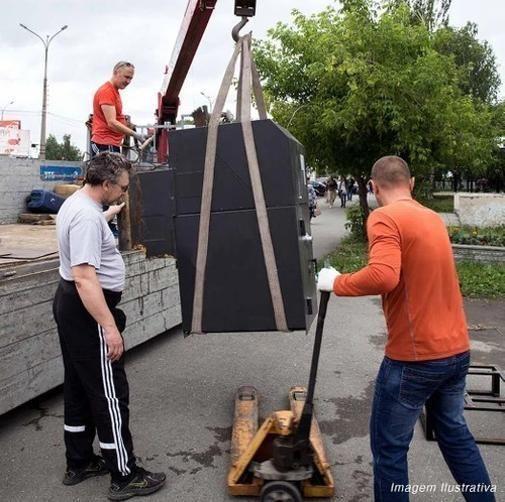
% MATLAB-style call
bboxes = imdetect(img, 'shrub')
[345,205,369,241]
[448,226,505,247]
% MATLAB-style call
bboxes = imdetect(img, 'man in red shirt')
[317,156,495,501]
[91,61,146,156]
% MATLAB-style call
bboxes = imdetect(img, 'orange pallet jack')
[228,292,335,501]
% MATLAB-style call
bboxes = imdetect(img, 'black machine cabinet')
[169,119,317,333]
[128,166,176,257]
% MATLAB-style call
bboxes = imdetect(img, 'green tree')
[60,134,81,161]
[45,134,61,160]
[388,0,451,30]
[487,102,505,192]
[434,23,501,104]
[408,0,451,30]
[45,133,81,161]
[254,0,501,227]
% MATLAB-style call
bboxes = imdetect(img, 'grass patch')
[416,195,454,213]
[321,238,505,299]
[456,261,505,298]
[321,236,368,273]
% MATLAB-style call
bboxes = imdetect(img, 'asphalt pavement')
[0,196,504,502]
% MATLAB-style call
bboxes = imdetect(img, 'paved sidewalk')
[0,198,504,501]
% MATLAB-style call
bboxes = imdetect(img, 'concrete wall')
[0,250,181,415]
[0,157,82,224]
[454,193,505,227]
[452,244,505,264]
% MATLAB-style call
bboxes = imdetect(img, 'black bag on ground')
[26,189,65,213]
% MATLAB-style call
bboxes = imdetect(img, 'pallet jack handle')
[295,291,330,441]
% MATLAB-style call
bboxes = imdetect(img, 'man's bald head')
[371,156,411,188]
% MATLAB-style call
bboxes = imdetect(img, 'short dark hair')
[371,156,411,187]
[84,152,132,186]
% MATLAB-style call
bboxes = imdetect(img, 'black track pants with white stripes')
[53,279,136,482]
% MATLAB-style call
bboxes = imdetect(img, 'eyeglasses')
[116,183,129,193]
[108,181,128,193]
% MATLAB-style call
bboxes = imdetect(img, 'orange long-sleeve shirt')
[334,199,469,361]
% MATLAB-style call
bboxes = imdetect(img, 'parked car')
[309,180,326,197]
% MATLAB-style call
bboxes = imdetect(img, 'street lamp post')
[19,23,68,160]
[200,91,213,113]
[1,100,14,121]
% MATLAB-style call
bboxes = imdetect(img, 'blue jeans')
[371,352,495,501]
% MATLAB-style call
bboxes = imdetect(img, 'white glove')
[317,267,340,292]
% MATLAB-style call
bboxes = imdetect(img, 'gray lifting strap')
[191,33,288,334]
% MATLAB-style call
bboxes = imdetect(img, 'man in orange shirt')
[91,61,148,236]
[317,156,495,501]
[91,61,146,156]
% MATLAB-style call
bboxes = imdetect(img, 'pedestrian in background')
[318,156,495,501]
[326,175,338,208]
[307,177,318,219]
[347,177,356,201]
[337,176,347,208]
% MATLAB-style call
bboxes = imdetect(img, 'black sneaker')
[108,468,166,501]
[63,456,108,485]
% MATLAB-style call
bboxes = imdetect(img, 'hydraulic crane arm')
[156,0,256,163]
[156,0,217,162]
[157,0,217,127]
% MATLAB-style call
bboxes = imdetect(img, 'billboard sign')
[40,165,83,182]
[0,120,21,129]
[0,127,30,156]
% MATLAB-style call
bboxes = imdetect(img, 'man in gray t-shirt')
[57,189,125,292]
[53,152,166,499]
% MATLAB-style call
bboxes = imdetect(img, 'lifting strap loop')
[238,34,288,331]
[191,34,288,333]
[191,40,242,334]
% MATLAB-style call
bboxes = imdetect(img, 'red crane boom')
[156,0,218,161]
[156,0,257,163]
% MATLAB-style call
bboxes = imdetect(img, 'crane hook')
[232,16,249,42]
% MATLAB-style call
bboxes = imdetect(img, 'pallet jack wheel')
[260,480,302,502]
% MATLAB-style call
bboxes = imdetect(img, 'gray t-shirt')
[57,190,125,292]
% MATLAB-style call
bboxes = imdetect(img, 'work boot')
[108,467,166,501]
[63,455,108,485]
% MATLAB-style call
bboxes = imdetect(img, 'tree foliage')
[434,23,501,104]
[406,0,451,30]
[45,134,82,161]
[254,0,503,218]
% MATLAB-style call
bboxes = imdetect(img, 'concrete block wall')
[454,193,505,227]
[0,250,181,415]
[452,244,505,264]
[0,157,82,224]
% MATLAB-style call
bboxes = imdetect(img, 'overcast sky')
[1,0,504,154]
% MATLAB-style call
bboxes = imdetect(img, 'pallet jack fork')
[228,292,335,501]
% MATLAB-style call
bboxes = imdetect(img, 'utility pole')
[1,100,14,121]
[19,23,68,160]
